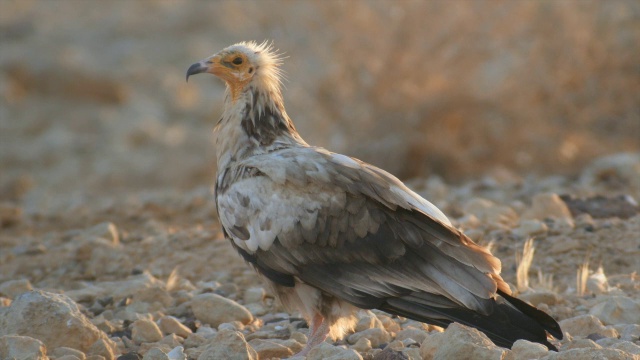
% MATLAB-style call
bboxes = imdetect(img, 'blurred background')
[1,0,638,212]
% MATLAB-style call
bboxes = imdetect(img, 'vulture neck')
[214,80,307,170]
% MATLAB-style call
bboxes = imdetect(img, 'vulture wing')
[216,146,562,349]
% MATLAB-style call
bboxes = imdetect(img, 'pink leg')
[295,313,330,356]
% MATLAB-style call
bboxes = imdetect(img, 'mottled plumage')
[186,41,562,354]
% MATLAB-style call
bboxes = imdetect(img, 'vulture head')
[186,41,284,102]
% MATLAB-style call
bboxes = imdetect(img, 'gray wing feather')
[216,146,507,312]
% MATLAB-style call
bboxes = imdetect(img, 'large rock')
[589,296,640,326]
[0,290,106,352]
[420,323,506,360]
[197,329,257,360]
[0,335,47,360]
[190,293,253,328]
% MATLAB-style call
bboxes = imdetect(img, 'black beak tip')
[186,62,206,82]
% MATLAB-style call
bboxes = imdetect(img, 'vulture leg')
[296,313,330,356]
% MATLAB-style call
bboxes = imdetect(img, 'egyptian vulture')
[186,41,562,355]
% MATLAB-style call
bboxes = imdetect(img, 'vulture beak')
[186,61,209,82]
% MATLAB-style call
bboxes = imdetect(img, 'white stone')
[350,337,372,353]
[167,346,187,360]
[347,327,391,348]
[519,291,559,306]
[132,319,163,343]
[610,341,640,355]
[197,329,257,360]
[559,315,618,338]
[243,287,265,304]
[395,328,429,344]
[505,339,548,360]
[522,193,573,222]
[513,219,548,238]
[420,323,505,360]
[590,296,640,326]
[306,342,363,360]
[248,339,293,359]
[158,316,192,338]
[81,222,120,244]
[191,293,253,328]
[541,348,637,360]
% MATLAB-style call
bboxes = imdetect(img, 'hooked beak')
[186,61,209,82]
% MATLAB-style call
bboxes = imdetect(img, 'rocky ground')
[1,1,640,359]
[1,153,639,360]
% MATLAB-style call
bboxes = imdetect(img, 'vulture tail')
[379,290,562,351]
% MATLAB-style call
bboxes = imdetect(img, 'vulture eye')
[232,57,243,65]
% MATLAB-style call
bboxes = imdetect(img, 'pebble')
[58,356,83,360]
[589,296,640,325]
[560,339,601,351]
[355,311,385,332]
[190,293,253,328]
[243,287,265,304]
[420,323,506,360]
[463,198,519,228]
[616,324,640,342]
[0,279,33,298]
[166,346,187,360]
[81,221,120,244]
[306,342,363,360]
[395,328,429,344]
[522,193,573,222]
[541,348,637,360]
[142,348,169,360]
[610,341,640,355]
[0,335,47,360]
[549,236,581,254]
[89,339,117,360]
[348,327,391,348]
[505,339,548,360]
[351,337,372,352]
[586,268,610,294]
[559,315,619,338]
[197,329,257,360]
[519,291,559,306]
[0,290,105,352]
[0,202,22,227]
[131,319,163,343]
[248,338,294,359]
[53,347,87,360]
[513,219,548,238]
[158,316,192,338]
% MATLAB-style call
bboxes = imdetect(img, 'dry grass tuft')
[576,254,591,296]
[516,238,535,292]
[535,269,556,292]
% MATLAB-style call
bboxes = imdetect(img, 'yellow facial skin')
[188,51,256,102]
